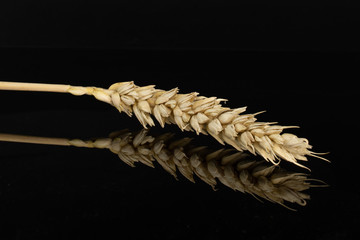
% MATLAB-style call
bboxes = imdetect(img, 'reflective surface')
[1,128,323,209]
[0,49,358,239]
[0,107,354,239]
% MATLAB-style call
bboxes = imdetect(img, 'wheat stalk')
[0,129,324,208]
[0,81,329,169]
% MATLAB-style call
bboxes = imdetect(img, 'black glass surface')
[0,1,358,239]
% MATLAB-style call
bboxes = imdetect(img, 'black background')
[0,0,359,239]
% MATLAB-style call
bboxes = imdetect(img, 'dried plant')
[0,129,326,208]
[0,81,329,169]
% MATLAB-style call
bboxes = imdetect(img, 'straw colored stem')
[0,133,70,146]
[0,80,328,169]
[0,81,71,93]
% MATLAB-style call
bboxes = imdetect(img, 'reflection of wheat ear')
[0,81,328,169]
[0,130,322,208]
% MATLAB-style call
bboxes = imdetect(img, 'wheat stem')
[0,81,328,169]
[0,133,70,146]
[0,81,71,93]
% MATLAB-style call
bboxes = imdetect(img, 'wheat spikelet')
[0,129,319,208]
[0,81,329,169]
[67,81,328,169]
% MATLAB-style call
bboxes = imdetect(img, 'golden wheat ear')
[0,81,329,169]
[0,130,326,208]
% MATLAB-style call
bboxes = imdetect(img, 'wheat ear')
[0,81,328,169]
[0,130,323,208]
